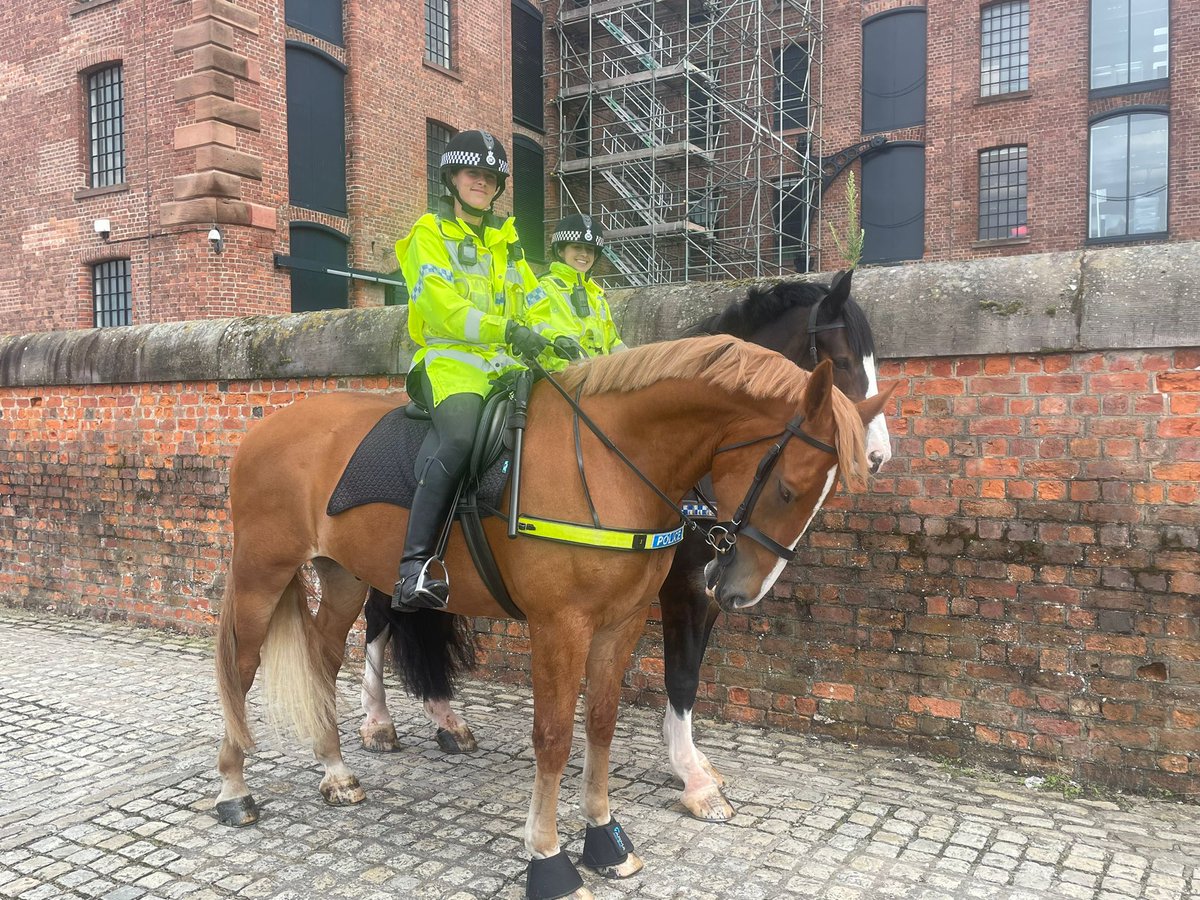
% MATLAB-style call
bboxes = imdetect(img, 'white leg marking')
[664,707,706,786]
[423,697,465,731]
[359,630,393,726]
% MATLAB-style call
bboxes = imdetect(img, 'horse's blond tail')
[259,571,337,747]
[215,578,255,751]
[215,570,335,752]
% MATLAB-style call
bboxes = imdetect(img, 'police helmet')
[439,130,510,193]
[551,214,605,260]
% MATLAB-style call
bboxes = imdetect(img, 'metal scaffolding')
[551,0,823,286]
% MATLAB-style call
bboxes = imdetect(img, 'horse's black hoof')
[580,817,641,878]
[526,850,584,899]
[436,727,466,753]
[215,795,259,827]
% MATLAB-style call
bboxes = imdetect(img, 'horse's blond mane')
[556,336,870,490]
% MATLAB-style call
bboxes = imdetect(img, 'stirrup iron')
[393,557,450,611]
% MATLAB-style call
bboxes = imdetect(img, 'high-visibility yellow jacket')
[526,261,626,373]
[396,209,538,405]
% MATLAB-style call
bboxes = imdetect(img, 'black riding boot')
[391,458,460,612]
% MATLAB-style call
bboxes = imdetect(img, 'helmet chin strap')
[447,182,505,220]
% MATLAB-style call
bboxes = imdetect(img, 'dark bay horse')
[360,270,892,821]
[215,336,887,898]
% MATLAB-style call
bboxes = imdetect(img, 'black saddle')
[326,389,513,518]
[326,385,527,620]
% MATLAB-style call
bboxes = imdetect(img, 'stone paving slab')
[0,606,1197,900]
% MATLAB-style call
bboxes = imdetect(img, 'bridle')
[704,412,837,577]
[806,293,848,368]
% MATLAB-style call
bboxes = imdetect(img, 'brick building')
[4,1,1193,332]
[819,0,1191,265]
[0,0,548,333]
[540,0,1194,272]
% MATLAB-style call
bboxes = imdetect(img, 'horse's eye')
[834,357,853,370]
[778,481,794,503]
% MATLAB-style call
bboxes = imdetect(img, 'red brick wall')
[1,348,1197,797]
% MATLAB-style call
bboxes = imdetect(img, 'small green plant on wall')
[829,170,865,270]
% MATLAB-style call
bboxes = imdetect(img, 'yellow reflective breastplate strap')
[514,516,685,551]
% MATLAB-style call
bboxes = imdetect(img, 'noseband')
[705,413,838,573]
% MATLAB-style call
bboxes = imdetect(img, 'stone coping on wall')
[610,241,1200,357]
[1,242,1197,387]
[0,307,412,388]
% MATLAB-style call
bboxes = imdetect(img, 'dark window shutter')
[285,0,343,46]
[289,222,349,312]
[286,44,347,216]
[512,3,544,130]
[860,144,925,264]
[511,136,546,263]
[862,9,927,133]
[777,45,808,130]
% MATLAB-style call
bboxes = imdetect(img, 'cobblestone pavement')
[0,607,1197,900]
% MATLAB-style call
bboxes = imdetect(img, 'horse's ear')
[857,381,897,425]
[826,269,852,314]
[802,358,836,422]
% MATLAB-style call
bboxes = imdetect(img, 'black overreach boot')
[392,459,460,612]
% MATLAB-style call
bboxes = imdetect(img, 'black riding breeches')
[415,392,484,485]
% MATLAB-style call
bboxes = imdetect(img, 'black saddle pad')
[326,407,511,517]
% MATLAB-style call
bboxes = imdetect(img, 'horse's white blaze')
[862,353,892,467]
[359,631,392,725]
[750,464,838,604]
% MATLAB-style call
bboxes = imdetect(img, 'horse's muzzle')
[704,556,753,612]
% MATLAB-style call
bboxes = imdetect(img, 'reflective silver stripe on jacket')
[463,307,484,341]
[424,346,521,373]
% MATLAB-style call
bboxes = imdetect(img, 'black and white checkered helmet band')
[440,150,511,176]
[552,229,604,247]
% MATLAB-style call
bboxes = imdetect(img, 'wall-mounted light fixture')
[207,226,223,254]
[93,219,111,241]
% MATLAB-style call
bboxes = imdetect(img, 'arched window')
[93,258,132,327]
[289,222,349,312]
[285,42,347,216]
[1088,109,1167,240]
[86,63,125,188]
[861,8,927,133]
[860,142,925,264]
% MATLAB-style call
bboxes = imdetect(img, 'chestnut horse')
[360,270,891,820]
[215,336,888,898]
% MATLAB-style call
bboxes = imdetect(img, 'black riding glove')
[505,320,550,361]
[552,336,586,362]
